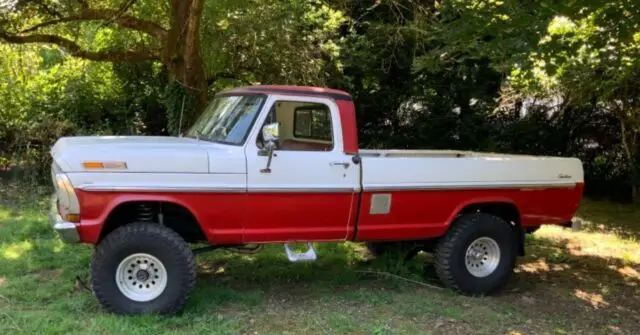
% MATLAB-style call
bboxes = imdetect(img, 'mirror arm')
[258,147,270,156]
[260,142,276,173]
[259,122,280,173]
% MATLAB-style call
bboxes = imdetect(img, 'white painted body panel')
[244,95,359,192]
[359,150,584,190]
[51,136,246,175]
[67,173,246,192]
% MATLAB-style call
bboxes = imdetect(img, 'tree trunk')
[619,117,639,202]
[163,0,208,115]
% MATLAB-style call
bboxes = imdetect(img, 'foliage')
[1,0,640,200]
[0,43,163,175]
[511,0,640,192]
[201,0,346,86]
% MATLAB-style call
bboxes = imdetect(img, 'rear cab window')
[293,105,332,142]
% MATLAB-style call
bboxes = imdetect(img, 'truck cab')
[49,85,584,315]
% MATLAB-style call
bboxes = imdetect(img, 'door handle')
[330,161,350,169]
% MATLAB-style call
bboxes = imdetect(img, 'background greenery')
[1,0,639,201]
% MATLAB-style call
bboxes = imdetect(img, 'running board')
[284,243,317,262]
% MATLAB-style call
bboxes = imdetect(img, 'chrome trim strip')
[78,183,577,193]
[77,185,246,193]
[78,185,359,193]
[363,182,578,192]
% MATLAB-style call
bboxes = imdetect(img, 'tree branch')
[76,0,89,9]
[99,0,137,29]
[206,70,253,86]
[0,32,160,62]
[19,8,167,40]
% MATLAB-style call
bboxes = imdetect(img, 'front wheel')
[91,222,196,315]
[434,213,517,295]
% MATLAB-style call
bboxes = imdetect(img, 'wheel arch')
[448,198,525,256]
[99,196,207,244]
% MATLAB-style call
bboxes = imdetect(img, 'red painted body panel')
[244,192,356,243]
[76,183,582,245]
[222,85,351,99]
[354,183,584,241]
[335,100,359,155]
[75,190,246,244]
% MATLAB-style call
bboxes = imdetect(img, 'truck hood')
[51,136,210,173]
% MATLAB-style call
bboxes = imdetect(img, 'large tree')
[1,0,208,108]
[1,0,346,131]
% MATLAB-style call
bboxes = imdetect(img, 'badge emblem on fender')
[370,194,392,215]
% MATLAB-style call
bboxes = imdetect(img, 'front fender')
[74,190,204,244]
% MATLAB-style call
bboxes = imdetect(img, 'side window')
[293,106,332,141]
[257,101,334,152]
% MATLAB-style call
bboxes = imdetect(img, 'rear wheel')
[434,213,517,295]
[91,222,196,315]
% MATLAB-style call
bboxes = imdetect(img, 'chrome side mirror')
[262,122,280,143]
[259,122,280,173]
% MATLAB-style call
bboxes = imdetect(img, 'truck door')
[244,95,360,242]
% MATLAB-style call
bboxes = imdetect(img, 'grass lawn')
[0,182,638,334]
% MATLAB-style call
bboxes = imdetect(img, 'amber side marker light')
[82,161,127,169]
[65,214,81,223]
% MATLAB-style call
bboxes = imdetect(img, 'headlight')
[54,172,80,222]
[55,173,75,195]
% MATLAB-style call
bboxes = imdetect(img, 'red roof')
[218,85,352,101]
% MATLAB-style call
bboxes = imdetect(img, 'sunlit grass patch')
[534,225,639,265]
[576,198,640,238]
[574,289,609,309]
[1,240,33,260]
[0,208,11,222]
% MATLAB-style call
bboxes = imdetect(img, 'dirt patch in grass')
[30,269,63,280]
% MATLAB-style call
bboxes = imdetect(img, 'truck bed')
[359,149,584,191]
[353,149,584,241]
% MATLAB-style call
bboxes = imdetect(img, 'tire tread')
[91,222,195,315]
[434,213,515,295]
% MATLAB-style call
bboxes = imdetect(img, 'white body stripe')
[360,151,583,192]
[68,173,246,192]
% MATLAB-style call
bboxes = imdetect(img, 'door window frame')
[245,94,343,154]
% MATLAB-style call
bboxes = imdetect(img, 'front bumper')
[48,195,80,243]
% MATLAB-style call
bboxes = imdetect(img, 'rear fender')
[445,196,520,227]
[445,197,525,256]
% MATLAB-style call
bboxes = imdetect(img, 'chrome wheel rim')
[115,253,167,302]
[465,237,500,278]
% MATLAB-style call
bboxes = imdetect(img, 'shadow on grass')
[496,233,640,332]
[577,198,640,238]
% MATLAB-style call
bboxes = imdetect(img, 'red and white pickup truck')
[49,85,584,314]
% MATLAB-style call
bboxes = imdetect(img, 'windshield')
[186,94,265,145]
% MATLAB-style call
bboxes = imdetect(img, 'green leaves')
[200,0,347,87]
